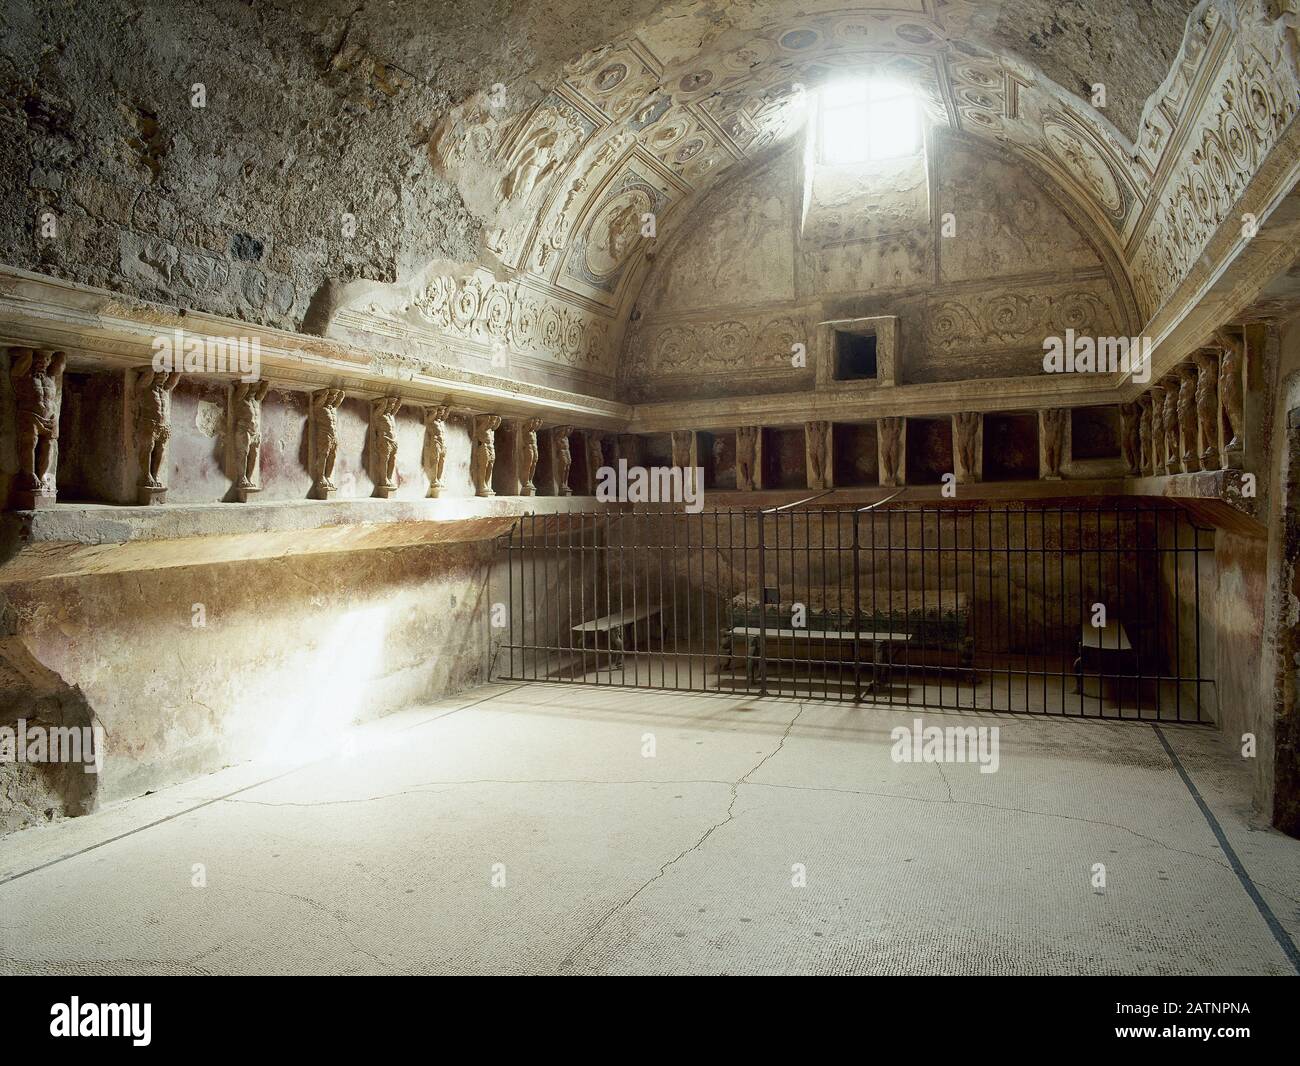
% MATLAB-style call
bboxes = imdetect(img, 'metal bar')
[757,508,768,698]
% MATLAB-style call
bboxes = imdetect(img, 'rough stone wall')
[0,0,666,333]
[984,0,1202,141]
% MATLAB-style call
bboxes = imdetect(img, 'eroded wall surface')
[0,540,543,828]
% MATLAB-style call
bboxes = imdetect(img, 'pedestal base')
[235,485,261,503]
[137,485,167,506]
[310,482,336,501]
[373,485,395,499]
[475,488,496,498]
[12,490,57,510]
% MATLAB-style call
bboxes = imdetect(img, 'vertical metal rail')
[493,503,1214,722]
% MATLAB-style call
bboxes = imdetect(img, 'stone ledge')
[689,471,1262,531]
[0,496,610,583]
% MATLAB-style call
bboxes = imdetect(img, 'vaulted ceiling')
[321,0,1296,397]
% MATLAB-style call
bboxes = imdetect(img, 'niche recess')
[982,413,1041,482]
[816,315,898,390]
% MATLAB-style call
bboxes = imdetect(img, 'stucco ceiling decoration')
[428,7,1148,313]
[370,1,1295,386]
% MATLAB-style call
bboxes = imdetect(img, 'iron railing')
[493,503,1215,721]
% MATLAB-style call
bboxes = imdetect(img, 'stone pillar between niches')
[804,421,832,490]
[952,412,982,484]
[878,417,905,486]
[1038,408,1067,480]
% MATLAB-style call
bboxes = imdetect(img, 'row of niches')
[3,327,1248,509]
[1,358,604,509]
[641,409,1126,494]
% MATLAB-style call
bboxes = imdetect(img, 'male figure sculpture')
[553,425,573,495]
[232,379,271,496]
[518,417,543,496]
[736,426,759,491]
[1041,408,1066,479]
[472,414,502,497]
[371,396,401,496]
[424,405,450,498]
[135,365,182,500]
[10,348,66,505]
[1214,328,1245,463]
[310,388,345,499]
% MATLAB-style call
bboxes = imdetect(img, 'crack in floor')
[557,701,808,971]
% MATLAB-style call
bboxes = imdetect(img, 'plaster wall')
[0,537,578,833]
[624,132,1132,402]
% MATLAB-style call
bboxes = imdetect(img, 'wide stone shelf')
[689,471,1261,532]
[0,469,1261,585]
[0,495,607,583]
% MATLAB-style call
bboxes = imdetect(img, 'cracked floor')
[1,682,1298,975]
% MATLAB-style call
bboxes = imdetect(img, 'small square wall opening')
[834,330,878,381]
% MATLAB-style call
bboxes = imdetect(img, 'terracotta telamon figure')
[879,416,903,486]
[553,425,573,495]
[231,379,270,493]
[1136,394,1152,474]
[1147,386,1165,474]
[135,366,182,494]
[670,430,694,470]
[423,405,450,498]
[1214,328,1245,458]
[583,431,604,495]
[472,414,502,497]
[1176,365,1198,472]
[1192,350,1219,469]
[310,387,345,498]
[1041,408,1066,478]
[1118,401,1141,476]
[953,412,980,481]
[517,417,542,496]
[1161,380,1179,475]
[735,426,759,491]
[805,420,831,489]
[10,347,66,503]
[371,396,401,496]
